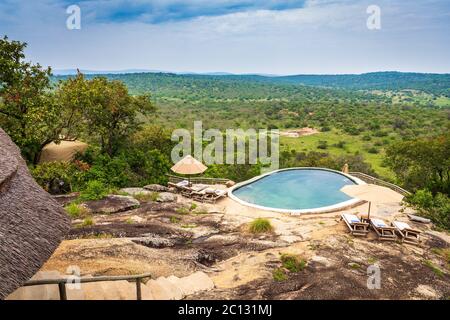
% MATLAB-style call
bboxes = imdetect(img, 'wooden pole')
[136,278,142,300]
[368,201,371,220]
[58,282,67,300]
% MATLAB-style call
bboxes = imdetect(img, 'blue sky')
[1,0,449,74]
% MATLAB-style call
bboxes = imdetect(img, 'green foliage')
[31,161,84,194]
[176,207,190,215]
[79,180,109,201]
[133,192,159,202]
[272,268,287,281]
[64,203,89,219]
[0,37,61,163]
[280,254,307,272]
[170,216,181,224]
[406,190,450,230]
[386,132,450,194]
[423,260,444,278]
[249,218,273,234]
[80,217,94,227]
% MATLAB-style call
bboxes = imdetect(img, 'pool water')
[231,169,356,211]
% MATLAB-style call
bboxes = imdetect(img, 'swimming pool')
[229,168,364,213]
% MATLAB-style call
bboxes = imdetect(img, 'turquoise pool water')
[231,169,356,210]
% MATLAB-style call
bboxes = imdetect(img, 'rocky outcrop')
[156,192,177,203]
[144,184,169,192]
[81,195,140,214]
[119,188,153,196]
[0,128,70,299]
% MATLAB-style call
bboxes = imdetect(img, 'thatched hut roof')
[0,128,70,299]
[39,140,88,163]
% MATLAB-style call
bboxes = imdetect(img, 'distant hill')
[52,71,450,99]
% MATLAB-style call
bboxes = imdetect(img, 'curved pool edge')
[227,167,367,215]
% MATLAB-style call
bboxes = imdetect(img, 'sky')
[1,0,449,75]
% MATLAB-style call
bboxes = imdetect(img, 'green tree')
[83,77,155,156]
[385,132,450,194]
[0,36,61,163]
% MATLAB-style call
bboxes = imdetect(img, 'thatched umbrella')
[0,128,70,299]
[171,155,207,186]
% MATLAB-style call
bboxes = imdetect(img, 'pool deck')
[179,180,409,245]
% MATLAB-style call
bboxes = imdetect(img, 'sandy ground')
[37,184,450,300]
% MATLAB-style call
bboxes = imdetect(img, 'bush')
[80,217,94,227]
[272,268,287,281]
[249,218,273,234]
[280,254,307,272]
[31,161,83,194]
[317,140,328,150]
[79,180,109,201]
[406,189,450,230]
[64,203,89,219]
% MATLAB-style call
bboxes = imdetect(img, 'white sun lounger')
[369,218,397,241]
[392,221,421,244]
[340,214,369,236]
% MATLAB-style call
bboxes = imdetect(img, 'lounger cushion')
[177,180,189,187]
[215,190,227,196]
[371,218,388,228]
[342,214,360,224]
[392,221,411,230]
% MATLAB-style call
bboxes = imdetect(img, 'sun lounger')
[192,188,227,203]
[340,214,369,237]
[392,221,421,244]
[369,218,397,241]
[168,180,200,197]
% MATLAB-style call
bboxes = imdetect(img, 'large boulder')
[143,184,169,192]
[82,195,140,214]
[119,188,153,196]
[0,128,70,299]
[157,192,177,203]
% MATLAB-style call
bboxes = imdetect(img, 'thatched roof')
[39,140,88,163]
[0,128,70,299]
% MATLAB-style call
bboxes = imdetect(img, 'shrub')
[170,216,181,223]
[317,140,328,150]
[78,217,94,227]
[176,207,190,215]
[31,161,83,194]
[272,268,287,281]
[406,190,450,230]
[79,180,109,201]
[281,254,307,272]
[249,218,273,234]
[134,192,159,202]
[423,260,444,278]
[64,203,89,219]
[367,147,379,154]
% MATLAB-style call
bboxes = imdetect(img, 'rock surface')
[82,195,140,214]
[119,188,153,196]
[157,192,177,203]
[144,184,169,192]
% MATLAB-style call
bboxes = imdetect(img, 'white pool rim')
[227,167,366,215]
